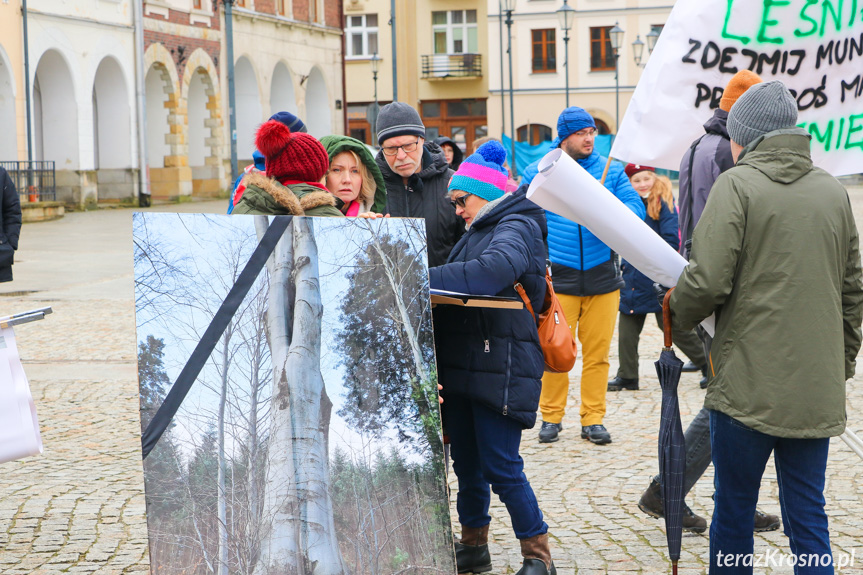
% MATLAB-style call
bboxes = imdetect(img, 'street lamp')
[503,0,517,176]
[369,53,380,142]
[224,0,238,182]
[632,35,645,67]
[556,0,575,107]
[646,28,660,54]
[609,21,624,135]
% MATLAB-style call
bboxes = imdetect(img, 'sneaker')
[608,377,639,391]
[753,510,781,532]
[638,479,707,534]
[580,424,612,445]
[538,421,562,443]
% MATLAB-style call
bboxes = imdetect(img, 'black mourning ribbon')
[141,216,292,459]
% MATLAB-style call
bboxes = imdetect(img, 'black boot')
[608,376,639,391]
[699,365,710,389]
[515,533,556,575]
[455,525,492,573]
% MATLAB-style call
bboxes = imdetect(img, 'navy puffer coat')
[429,187,548,429]
[619,198,679,315]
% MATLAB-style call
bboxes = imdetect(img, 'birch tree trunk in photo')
[217,326,233,575]
[256,217,301,574]
[287,219,346,575]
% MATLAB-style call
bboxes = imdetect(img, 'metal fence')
[421,54,482,79]
[0,161,56,202]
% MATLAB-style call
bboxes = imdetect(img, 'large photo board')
[133,213,455,575]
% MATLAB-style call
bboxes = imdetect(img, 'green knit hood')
[319,135,387,213]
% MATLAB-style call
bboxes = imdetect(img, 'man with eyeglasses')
[529,107,644,446]
[374,102,464,268]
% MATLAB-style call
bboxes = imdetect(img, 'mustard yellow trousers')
[539,290,619,427]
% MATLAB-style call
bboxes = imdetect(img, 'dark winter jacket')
[543,151,645,296]
[231,172,344,217]
[376,142,464,268]
[0,167,22,283]
[434,136,464,170]
[620,198,679,315]
[678,108,735,259]
[429,188,548,429]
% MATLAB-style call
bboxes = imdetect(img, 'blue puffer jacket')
[620,198,679,315]
[429,188,548,429]
[524,151,645,296]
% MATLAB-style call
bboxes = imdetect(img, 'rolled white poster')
[527,148,715,336]
[0,326,43,464]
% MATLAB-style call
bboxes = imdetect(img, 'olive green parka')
[671,127,863,438]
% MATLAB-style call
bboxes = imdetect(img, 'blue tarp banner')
[502,135,614,177]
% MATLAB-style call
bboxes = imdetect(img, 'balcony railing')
[421,53,482,79]
[0,161,56,202]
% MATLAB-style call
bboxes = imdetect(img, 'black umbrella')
[655,289,686,575]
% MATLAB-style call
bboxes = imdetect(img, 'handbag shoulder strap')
[515,266,554,321]
[514,282,536,319]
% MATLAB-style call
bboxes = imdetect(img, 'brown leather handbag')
[514,270,578,373]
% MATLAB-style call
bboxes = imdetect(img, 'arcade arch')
[34,49,79,169]
[304,66,330,138]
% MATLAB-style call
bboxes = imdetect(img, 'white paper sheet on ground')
[0,326,43,464]
[527,148,715,336]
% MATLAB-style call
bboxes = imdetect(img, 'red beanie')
[624,163,656,179]
[255,120,329,182]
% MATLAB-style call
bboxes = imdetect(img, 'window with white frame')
[432,10,478,54]
[346,14,379,58]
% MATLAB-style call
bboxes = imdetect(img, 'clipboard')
[430,289,523,310]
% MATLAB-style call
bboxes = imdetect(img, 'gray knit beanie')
[727,80,798,148]
[376,102,425,145]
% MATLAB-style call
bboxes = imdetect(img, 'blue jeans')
[709,410,833,574]
[442,394,547,540]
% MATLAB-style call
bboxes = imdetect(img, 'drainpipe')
[22,0,33,189]
[340,0,347,136]
[224,0,238,183]
[389,0,397,101]
[133,0,151,206]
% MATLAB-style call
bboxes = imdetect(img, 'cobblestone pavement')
[2,196,863,574]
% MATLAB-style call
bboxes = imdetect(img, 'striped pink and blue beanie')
[448,141,509,202]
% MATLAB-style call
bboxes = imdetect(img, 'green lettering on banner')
[846,113,863,150]
[795,0,820,37]
[822,0,845,35]
[804,120,835,151]
[850,0,860,27]
[723,0,751,44]
[759,0,792,44]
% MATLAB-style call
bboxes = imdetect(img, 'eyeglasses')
[574,128,598,137]
[450,193,473,208]
[382,139,420,156]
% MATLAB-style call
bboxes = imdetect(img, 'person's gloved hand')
[654,282,671,308]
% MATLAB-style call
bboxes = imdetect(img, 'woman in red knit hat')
[232,120,344,216]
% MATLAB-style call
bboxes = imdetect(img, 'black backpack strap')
[683,135,706,253]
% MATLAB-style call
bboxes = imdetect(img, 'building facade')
[3,0,141,204]
[1,0,346,206]
[487,0,671,154]
[144,0,345,201]
[344,0,489,153]
[0,1,26,165]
